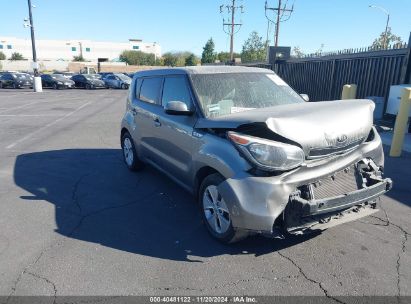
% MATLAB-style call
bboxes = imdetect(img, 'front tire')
[121,132,142,171]
[53,83,58,90]
[199,173,248,243]
[85,83,91,90]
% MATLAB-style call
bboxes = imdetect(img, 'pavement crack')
[277,251,346,304]
[365,207,410,297]
[68,187,157,238]
[7,177,154,300]
[71,173,90,215]
[26,271,57,301]
[395,224,409,297]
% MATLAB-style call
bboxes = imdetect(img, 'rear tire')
[121,132,142,171]
[199,173,248,244]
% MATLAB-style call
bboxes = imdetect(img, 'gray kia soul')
[120,66,392,243]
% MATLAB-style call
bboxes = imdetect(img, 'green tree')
[185,53,198,66]
[0,51,5,60]
[217,51,241,63]
[371,27,403,49]
[162,52,195,67]
[73,55,85,62]
[119,50,156,66]
[241,31,266,63]
[10,52,24,61]
[162,52,179,67]
[201,38,216,64]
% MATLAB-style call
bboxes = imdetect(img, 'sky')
[0,0,410,56]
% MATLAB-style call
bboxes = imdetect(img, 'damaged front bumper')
[218,136,392,236]
[285,170,392,235]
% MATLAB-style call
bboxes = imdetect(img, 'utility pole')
[25,0,42,92]
[28,0,38,76]
[265,0,294,47]
[220,0,244,61]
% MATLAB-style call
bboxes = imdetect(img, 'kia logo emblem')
[337,134,348,144]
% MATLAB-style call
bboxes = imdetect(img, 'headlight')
[57,81,63,84]
[228,131,305,171]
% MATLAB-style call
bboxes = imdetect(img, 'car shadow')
[14,149,319,262]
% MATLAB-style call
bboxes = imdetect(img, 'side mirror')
[165,101,193,116]
[300,94,310,102]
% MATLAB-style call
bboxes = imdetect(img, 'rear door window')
[139,77,162,105]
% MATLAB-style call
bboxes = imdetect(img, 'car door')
[43,75,52,87]
[106,75,116,88]
[114,76,122,88]
[5,74,13,87]
[154,75,197,185]
[130,76,165,167]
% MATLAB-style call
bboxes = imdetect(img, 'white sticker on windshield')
[207,104,220,112]
[266,74,288,86]
[231,107,255,114]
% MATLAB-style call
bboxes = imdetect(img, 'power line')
[265,0,295,47]
[220,0,244,61]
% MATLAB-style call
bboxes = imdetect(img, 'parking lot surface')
[0,89,410,300]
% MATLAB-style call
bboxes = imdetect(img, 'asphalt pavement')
[0,88,410,302]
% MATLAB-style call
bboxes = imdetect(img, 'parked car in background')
[41,74,75,89]
[120,66,392,243]
[103,73,131,89]
[99,72,113,79]
[0,72,33,89]
[71,74,106,89]
[53,72,74,79]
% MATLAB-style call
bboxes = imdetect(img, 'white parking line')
[0,114,66,117]
[6,101,93,149]
[0,100,53,114]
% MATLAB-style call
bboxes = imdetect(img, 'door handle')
[153,117,161,127]
[131,108,138,115]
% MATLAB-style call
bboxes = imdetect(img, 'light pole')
[369,5,390,49]
[24,0,42,92]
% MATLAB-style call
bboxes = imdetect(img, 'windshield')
[13,74,30,80]
[115,73,130,81]
[190,73,304,118]
[51,75,67,81]
[83,74,96,80]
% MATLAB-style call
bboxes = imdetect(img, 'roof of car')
[134,65,274,77]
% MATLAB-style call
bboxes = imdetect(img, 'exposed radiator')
[311,165,361,200]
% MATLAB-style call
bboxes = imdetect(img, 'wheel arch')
[194,166,223,199]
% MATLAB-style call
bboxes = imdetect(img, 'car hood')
[195,99,375,157]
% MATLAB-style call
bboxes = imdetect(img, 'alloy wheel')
[123,137,134,167]
[202,185,231,234]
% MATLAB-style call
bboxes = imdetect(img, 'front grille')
[311,165,361,200]
[308,138,364,159]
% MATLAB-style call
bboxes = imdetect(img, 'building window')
[71,47,77,51]
[7,45,12,49]
[85,47,91,52]
[133,45,139,50]
[0,45,3,49]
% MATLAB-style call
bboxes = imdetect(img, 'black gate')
[274,48,409,102]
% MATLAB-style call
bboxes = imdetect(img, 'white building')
[0,37,161,62]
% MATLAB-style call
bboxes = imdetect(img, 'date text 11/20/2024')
[149,296,257,303]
